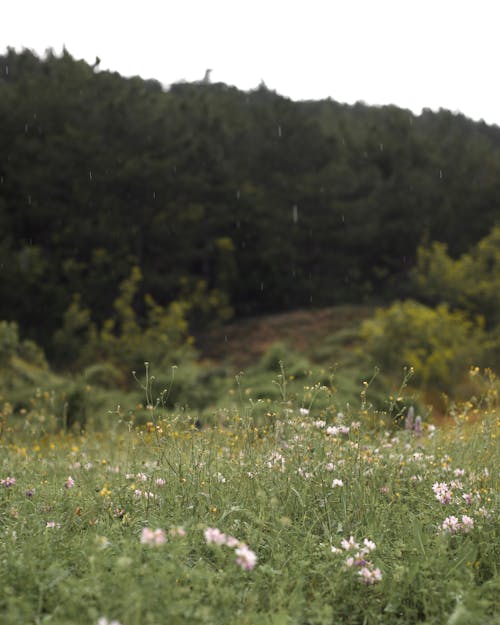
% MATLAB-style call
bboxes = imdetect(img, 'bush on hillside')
[361,300,487,391]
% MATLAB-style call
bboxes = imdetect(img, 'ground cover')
[0,374,498,625]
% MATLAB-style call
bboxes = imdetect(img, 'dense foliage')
[1,48,499,362]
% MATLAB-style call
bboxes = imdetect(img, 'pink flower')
[460,515,474,533]
[155,478,166,487]
[462,493,472,506]
[359,566,382,584]
[341,536,360,551]
[140,527,166,546]
[235,544,258,570]
[432,482,452,504]
[362,538,376,553]
[64,476,75,489]
[204,527,227,546]
[441,515,460,532]
[1,476,16,487]
[331,479,344,488]
[169,526,186,537]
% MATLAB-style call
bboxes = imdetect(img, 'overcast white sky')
[2,0,499,125]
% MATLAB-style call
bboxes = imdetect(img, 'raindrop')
[0,176,3,184]
[5,65,8,76]
[439,170,443,179]
[89,171,93,181]
[224,335,228,343]
[310,295,313,303]
[379,143,384,151]
[152,191,156,200]
[292,204,298,223]
[24,124,28,134]
[27,195,31,205]
[341,214,345,223]
[277,125,282,138]
[260,282,264,291]
[236,189,240,200]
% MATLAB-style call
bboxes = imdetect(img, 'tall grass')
[0,370,498,625]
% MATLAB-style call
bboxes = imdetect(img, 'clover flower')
[359,566,383,585]
[64,476,75,489]
[140,527,166,546]
[204,527,228,545]
[441,515,474,534]
[235,544,258,570]
[432,482,452,504]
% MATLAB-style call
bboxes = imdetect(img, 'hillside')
[197,305,374,367]
[2,48,500,364]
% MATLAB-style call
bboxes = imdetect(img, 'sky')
[2,0,500,126]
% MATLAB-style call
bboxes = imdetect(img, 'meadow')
[1,367,498,625]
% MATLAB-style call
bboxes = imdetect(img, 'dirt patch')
[196,305,374,367]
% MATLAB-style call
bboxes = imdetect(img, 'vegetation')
[1,45,500,624]
[1,48,500,362]
[1,368,498,625]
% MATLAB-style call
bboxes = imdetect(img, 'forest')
[1,47,499,410]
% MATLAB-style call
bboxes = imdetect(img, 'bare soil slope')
[196,305,374,367]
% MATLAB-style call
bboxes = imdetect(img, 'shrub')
[361,300,487,391]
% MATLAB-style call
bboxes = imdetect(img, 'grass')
[0,368,499,625]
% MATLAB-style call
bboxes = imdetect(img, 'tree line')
[1,48,499,364]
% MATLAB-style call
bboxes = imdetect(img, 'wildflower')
[453,468,465,477]
[339,425,350,435]
[25,489,35,498]
[325,462,335,471]
[313,420,326,429]
[441,515,460,532]
[1,477,16,487]
[155,478,166,487]
[46,521,61,529]
[64,476,75,489]
[362,538,376,552]
[204,527,227,546]
[462,492,473,506]
[331,479,344,488]
[330,546,342,554]
[326,426,339,437]
[235,544,258,570]
[299,408,310,416]
[359,566,382,584]
[341,536,360,551]
[169,526,186,537]
[136,472,148,482]
[224,534,241,548]
[460,515,474,532]
[140,527,166,546]
[432,482,452,504]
